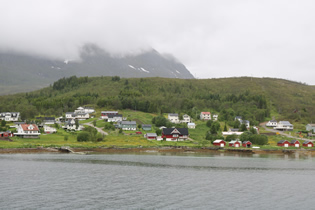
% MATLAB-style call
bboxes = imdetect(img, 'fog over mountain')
[0,44,194,95]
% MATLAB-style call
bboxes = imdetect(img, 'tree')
[225,134,237,142]
[156,129,162,136]
[223,122,227,131]
[206,120,213,128]
[93,120,97,127]
[240,123,247,131]
[75,120,79,130]
[233,120,240,128]
[1,120,6,127]
[77,132,90,142]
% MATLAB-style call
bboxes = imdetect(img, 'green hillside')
[0,76,314,124]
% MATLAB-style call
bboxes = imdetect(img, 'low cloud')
[1,0,315,84]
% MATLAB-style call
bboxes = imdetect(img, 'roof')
[243,141,252,144]
[162,128,188,135]
[279,121,293,125]
[290,140,300,144]
[108,114,122,118]
[303,141,313,144]
[229,140,241,144]
[121,121,137,125]
[201,112,211,115]
[21,124,39,131]
[36,117,55,121]
[269,120,277,122]
[146,133,157,137]
[187,123,195,126]
[213,139,225,143]
[307,124,315,127]
[101,111,118,114]
[168,113,178,117]
[142,124,152,127]
[278,140,289,144]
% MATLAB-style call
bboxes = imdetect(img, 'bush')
[225,134,237,142]
[64,135,68,141]
[77,132,90,142]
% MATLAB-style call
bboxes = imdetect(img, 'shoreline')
[1,147,315,156]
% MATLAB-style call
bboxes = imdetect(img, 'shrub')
[77,132,90,142]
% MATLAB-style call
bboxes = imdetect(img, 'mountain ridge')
[0,44,194,95]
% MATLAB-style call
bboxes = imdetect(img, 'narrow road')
[84,122,108,135]
[260,122,312,141]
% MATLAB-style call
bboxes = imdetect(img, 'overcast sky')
[1,0,315,84]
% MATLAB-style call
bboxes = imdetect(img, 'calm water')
[1,152,315,209]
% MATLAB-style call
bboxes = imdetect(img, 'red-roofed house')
[200,112,211,120]
[14,124,40,138]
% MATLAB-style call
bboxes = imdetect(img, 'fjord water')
[1,153,315,209]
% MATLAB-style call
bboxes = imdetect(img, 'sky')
[1,0,315,84]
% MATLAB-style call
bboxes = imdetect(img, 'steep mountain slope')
[0,45,194,95]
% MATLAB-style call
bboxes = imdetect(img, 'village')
[1,107,315,150]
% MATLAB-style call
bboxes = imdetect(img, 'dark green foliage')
[111,76,120,81]
[156,129,162,136]
[205,132,224,142]
[225,134,237,142]
[206,120,213,128]
[239,132,268,145]
[1,120,6,127]
[77,132,90,142]
[240,123,247,131]
[104,122,115,131]
[210,121,221,134]
[152,116,169,127]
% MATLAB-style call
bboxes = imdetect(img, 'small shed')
[277,140,290,147]
[187,123,196,129]
[303,141,314,148]
[229,140,241,148]
[145,133,157,140]
[142,124,152,131]
[242,141,252,148]
[0,131,13,138]
[290,140,300,148]
[213,140,226,147]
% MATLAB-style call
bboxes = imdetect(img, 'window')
[173,134,178,137]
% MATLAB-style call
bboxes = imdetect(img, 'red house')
[229,140,241,147]
[213,140,226,147]
[0,131,13,138]
[290,140,300,148]
[145,133,157,140]
[277,140,290,147]
[242,141,252,148]
[303,141,314,148]
[162,128,189,141]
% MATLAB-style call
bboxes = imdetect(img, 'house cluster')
[235,116,250,128]
[277,139,314,148]
[101,111,124,122]
[0,112,20,122]
[266,120,294,131]
[212,139,252,148]
[66,107,95,121]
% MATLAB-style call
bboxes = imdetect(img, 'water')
[0,152,315,209]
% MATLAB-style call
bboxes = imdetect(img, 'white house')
[200,112,211,120]
[274,121,294,131]
[14,124,40,138]
[65,112,76,119]
[212,114,218,121]
[240,120,250,128]
[235,116,242,121]
[107,114,123,122]
[101,111,119,119]
[74,111,90,120]
[266,120,278,127]
[168,113,180,124]
[181,114,191,123]
[44,125,57,134]
[75,106,95,114]
[187,122,196,129]
[63,119,84,131]
[306,124,315,132]
[0,112,20,122]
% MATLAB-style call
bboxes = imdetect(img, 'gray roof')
[279,121,293,125]
[290,140,299,144]
[121,121,137,125]
[142,124,152,127]
[168,113,178,117]
[146,133,157,137]
[278,140,289,144]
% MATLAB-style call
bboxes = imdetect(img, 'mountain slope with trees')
[0,76,314,125]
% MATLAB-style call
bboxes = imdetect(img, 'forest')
[0,76,314,124]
